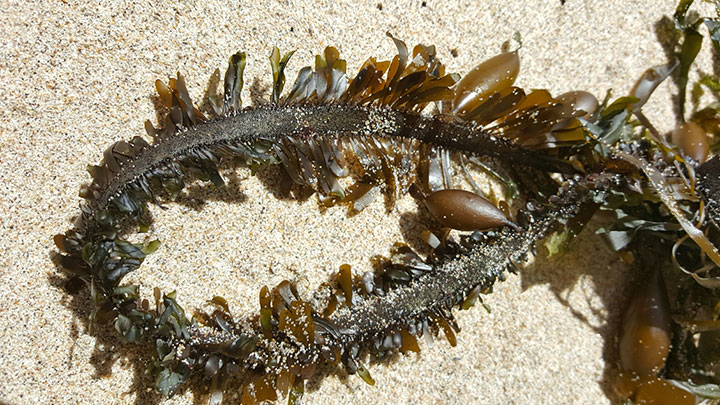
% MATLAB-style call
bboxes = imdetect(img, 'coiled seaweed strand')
[54,34,595,403]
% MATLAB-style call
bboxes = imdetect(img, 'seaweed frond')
[52,32,603,403]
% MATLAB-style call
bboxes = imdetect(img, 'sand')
[0,0,715,404]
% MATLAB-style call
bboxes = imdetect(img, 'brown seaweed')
[51,17,720,403]
[52,32,597,403]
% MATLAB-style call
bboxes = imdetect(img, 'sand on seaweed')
[0,1,715,404]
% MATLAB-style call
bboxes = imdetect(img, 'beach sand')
[0,1,714,403]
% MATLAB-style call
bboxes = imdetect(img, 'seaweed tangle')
[53,15,720,404]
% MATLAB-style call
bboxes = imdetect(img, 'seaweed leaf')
[270,47,296,104]
[678,27,703,120]
[156,365,189,398]
[223,52,247,113]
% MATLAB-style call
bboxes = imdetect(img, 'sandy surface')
[0,1,715,404]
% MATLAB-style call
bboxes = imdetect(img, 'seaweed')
[52,31,599,403]
[51,10,720,403]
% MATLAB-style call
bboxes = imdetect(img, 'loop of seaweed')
[53,34,618,403]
